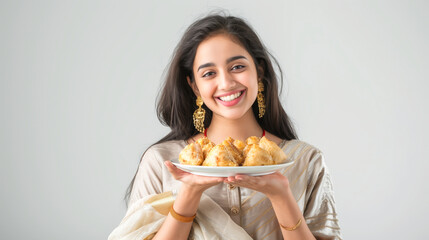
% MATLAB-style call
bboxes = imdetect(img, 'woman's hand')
[164,161,225,194]
[226,173,317,240]
[224,171,290,200]
[155,162,225,240]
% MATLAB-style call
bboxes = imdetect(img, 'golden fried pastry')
[179,135,287,167]
[242,144,274,166]
[221,138,244,165]
[224,136,235,145]
[242,144,252,159]
[178,143,204,165]
[203,144,239,167]
[233,139,246,153]
[259,136,287,164]
[196,137,215,159]
[245,136,260,145]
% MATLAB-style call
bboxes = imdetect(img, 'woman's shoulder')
[149,139,188,151]
[143,139,188,163]
[281,139,320,151]
[280,139,323,163]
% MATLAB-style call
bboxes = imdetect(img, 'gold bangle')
[169,206,196,223]
[280,218,302,231]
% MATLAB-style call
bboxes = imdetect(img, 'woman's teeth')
[219,91,242,102]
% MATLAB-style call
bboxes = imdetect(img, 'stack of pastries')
[179,136,288,166]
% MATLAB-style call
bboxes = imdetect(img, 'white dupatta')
[108,191,252,240]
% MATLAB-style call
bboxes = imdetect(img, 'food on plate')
[259,136,287,164]
[233,139,246,152]
[242,144,274,166]
[220,137,244,165]
[178,135,288,166]
[203,144,239,167]
[196,137,216,159]
[178,143,204,165]
[245,136,260,145]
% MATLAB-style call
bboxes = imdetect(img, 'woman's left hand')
[224,171,290,199]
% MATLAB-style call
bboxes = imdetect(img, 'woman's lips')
[215,90,246,107]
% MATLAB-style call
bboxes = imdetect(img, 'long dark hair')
[125,14,297,203]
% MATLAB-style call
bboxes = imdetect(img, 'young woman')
[113,14,341,240]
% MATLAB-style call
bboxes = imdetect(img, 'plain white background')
[1,0,428,239]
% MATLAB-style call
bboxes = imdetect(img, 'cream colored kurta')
[130,139,342,240]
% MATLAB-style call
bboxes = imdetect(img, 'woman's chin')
[213,110,254,121]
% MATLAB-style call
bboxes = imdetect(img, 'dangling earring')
[193,96,205,133]
[257,80,265,118]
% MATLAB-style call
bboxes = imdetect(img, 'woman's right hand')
[153,161,224,240]
[164,161,225,194]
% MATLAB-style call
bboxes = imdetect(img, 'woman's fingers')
[164,160,178,171]
[225,172,285,193]
[226,174,258,183]
[164,160,192,181]
[164,160,177,172]
[164,161,225,185]
[166,161,288,195]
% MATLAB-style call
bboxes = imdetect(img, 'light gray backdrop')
[1,0,428,239]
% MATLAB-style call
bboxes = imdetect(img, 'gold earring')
[193,96,205,133]
[257,80,265,118]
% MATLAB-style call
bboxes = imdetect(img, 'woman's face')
[191,34,259,121]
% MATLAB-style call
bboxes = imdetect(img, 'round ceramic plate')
[171,159,294,177]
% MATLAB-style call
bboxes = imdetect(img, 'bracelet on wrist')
[169,206,196,223]
[280,217,302,231]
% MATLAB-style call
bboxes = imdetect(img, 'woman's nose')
[217,71,236,90]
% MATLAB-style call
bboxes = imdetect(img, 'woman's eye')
[231,65,245,71]
[202,71,215,78]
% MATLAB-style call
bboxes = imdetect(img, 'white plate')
[171,159,294,177]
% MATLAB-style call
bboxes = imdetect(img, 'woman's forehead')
[193,34,252,66]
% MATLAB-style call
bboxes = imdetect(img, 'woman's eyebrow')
[197,55,247,72]
[197,62,215,72]
[226,55,247,63]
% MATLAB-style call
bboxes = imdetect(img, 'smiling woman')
[190,34,259,124]
[109,14,341,240]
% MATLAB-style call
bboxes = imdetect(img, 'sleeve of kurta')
[304,151,342,240]
[129,147,164,206]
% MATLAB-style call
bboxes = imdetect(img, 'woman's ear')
[187,76,200,96]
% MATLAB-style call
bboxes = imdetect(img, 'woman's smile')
[215,89,246,106]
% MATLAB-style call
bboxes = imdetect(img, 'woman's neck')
[206,110,263,144]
